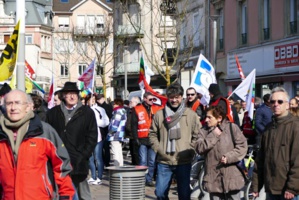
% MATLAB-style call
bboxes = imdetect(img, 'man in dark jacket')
[254,93,273,145]
[252,87,299,199]
[46,82,97,200]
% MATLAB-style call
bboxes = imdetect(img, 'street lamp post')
[210,15,219,74]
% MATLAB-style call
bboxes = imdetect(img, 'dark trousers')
[103,139,110,167]
[129,139,139,165]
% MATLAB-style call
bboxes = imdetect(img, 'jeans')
[72,183,79,200]
[89,141,104,180]
[155,163,191,200]
[267,193,299,200]
[139,144,156,183]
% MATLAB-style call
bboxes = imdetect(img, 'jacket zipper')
[42,174,52,197]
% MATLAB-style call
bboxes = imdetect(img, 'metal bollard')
[107,166,148,200]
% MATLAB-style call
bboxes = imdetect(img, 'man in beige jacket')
[149,83,201,200]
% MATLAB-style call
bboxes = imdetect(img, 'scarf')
[60,101,82,125]
[164,103,186,153]
[0,111,34,160]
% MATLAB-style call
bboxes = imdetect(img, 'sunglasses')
[148,98,157,102]
[187,93,195,97]
[270,100,287,105]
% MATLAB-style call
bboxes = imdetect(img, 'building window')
[96,64,103,76]
[60,0,69,3]
[218,8,224,50]
[193,13,200,47]
[289,0,298,34]
[241,2,248,45]
[78,64,87,75]
[41,35,51,52]
[60,65,68,77]
[25,34,33,44]
[262,0,270,40]
[58,16,69,28]
[162,15,173,27]
[96,15,104,29]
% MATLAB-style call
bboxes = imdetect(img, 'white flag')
[231,69,256,119]
[142,54,154,84]
[190,54,217,106]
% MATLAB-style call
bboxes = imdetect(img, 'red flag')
[25,60,35,80]
[235,54,246,80]
[48,77,54,109]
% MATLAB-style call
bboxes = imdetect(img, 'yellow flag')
[9,74,32,93]
[25,77,33,93]
[0,21,20,81]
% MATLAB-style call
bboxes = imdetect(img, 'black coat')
[46,105,97,177]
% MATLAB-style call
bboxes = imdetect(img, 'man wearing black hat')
[208,83,240,126]
[46,82,97,199]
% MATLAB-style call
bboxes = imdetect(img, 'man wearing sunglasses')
[185,87,205,121]
[252,87,299,200]
[131,92,162,187]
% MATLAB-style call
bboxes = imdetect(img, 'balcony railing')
[116,25,144,38]
[74,26,107,36]
[263,28,270,40]
[115,62,140,74]
[290,21,297,34]
[241,33,247,45]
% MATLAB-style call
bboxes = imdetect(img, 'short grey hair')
[270,87,290,102]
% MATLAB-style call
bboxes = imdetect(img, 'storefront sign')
[274,42,299,68]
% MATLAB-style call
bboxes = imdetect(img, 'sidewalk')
[90,170,179,199]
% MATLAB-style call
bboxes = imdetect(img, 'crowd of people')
[0,81,299,200]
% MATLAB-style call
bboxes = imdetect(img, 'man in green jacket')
[149,83,201,200]
[252,87,299,199]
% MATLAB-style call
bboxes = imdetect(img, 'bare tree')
[114,0,205,86]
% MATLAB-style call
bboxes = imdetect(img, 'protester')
[208,83,239,126]
[96,94,113,167]
[185,87,205,121]
[125,96,141,165]
[30,93,47,121]
[85,94,109,185]
[107,98,127,166]
[253,87,299,199]
[149,83,201,199]
[46,82,98,200]
[54,90,63,106]
[289,97,299,108]
[0,90,75,199]
[195,105,247,199]
[255,93,272,145]
[41,92,49,112]
[0,83,11,114]
[132,92,162,186]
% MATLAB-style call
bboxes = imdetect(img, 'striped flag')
[231,69,256,119]
[138,55,167,106]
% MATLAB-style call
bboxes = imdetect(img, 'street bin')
[107,165,148,200]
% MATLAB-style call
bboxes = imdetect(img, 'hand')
[220,155,227,164]
[252,192,259,198]
[284,191,295,199]
[214,126,222,136]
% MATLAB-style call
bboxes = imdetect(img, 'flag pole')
[16,0,25,91]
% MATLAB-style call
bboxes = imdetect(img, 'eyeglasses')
[270,100,288,105]
[187,93,195,97]
[5,101,28,107]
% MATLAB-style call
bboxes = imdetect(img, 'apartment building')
[0,0,54,90]
[210,0,299,97]
[52,0,114,98]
